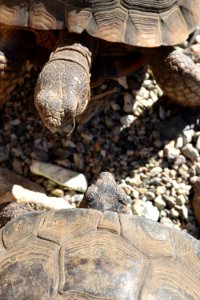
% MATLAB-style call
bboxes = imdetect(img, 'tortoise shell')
[0,208,200,299]
[0,0,200,47]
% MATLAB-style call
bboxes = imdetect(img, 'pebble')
[123,93,134,113]
[182,143,199,161]
[120,115,135,127]
[0,146,9,163]
[154,196,166,210]
[150,167,162,177]
[30,161,88,192]
[132,199,159,221]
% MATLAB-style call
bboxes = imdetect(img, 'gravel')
[1,41,200,238]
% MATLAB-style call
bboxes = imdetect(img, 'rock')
[164,141,180,160]
[123,93,134,113]
[0,146,9,163]
[170,208,179,218]
[50,188,65,197]
[154,196,166,210]
[160,217,175,227]
[155,186,166,195]
[150,167,162,177]
[159,106,166,120]
[195,163,200,175]
[173,155,186,166]
[0,167,44,200]
[144,201,160,221]
[182,129,194,144]
[145,191,155,200]
[132,199,159,221]
[182,143,199,162]
[30,161,88,192]
[181,205,188,220]
[162,195,176,208]
[12,185,72,210]
[120,115,135,127]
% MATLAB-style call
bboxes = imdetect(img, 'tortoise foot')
[145,47,200,106]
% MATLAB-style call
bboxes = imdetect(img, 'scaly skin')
[35,32,92,133]
[80,172,129,213]
[143,46,200,106]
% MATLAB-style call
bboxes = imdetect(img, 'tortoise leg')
[80,172,129,213]
[143,46,200,106]
[35,31,92,133]
[0,27,36,106]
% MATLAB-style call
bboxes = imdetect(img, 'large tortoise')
[0,1,200,133]
[0,172,200,299]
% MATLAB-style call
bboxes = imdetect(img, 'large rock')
[0,167,44,197]
[30,161,88,192]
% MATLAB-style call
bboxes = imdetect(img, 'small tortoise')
[0,172,200,299]
[0,1,200,133]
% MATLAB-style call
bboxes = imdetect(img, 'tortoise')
[0,1,200,134]
[0,172,200,299]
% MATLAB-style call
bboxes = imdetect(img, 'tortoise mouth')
[44,113,76,134]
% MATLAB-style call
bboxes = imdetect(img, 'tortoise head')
[35,59,90,134]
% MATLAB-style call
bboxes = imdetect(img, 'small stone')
[182,129,194,144]
[154,196,166,210]
[123,93,134,113]
[176,195,186,205]
[159,106,166,120]
[8,119,21,126]
[149,177,161,185]
[30,161,88,192]
[160,217,174,227]
[175,136,184,149]
[144,201,160,221]
[150,167,162,177]
[50,188,64,197]
[111,102,120,111]
[178,164,189,177]
[132,199,145,216]
[182,143,199,161]
[80,132,93,142]
[164,141,180,160]
[195,163,200,175]
[170,208,179,218]
[0,146,9,163]
[12,158,23,175]
[132,199,159,221]
[173,155,186,166]
[120,115,135,127]
[145,191,155,200]
[156,186,166,195]
[163,195,176,208]
[181,205,188,220]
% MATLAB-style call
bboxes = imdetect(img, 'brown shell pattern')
[0,209,200,299]
[0,1,200,46]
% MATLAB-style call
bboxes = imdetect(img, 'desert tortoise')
[0,172,200,299]
[0,1,200,134]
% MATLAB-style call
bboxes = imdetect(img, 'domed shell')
[0,1,200,47]
[0,208,200,299]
